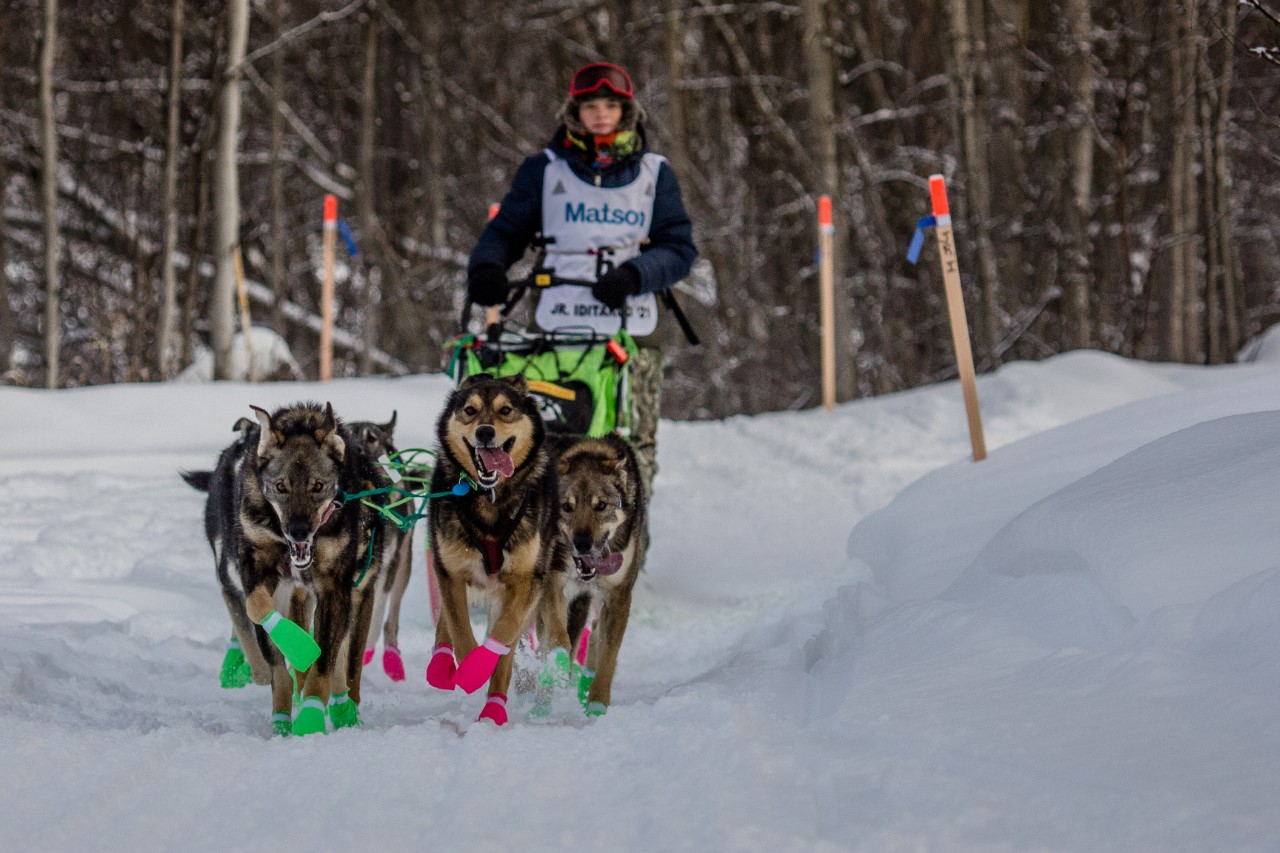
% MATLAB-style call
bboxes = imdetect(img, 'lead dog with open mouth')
[426,374,573,725]
[184,402,395,735]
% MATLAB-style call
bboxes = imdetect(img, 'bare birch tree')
[212,0,249,380]
[1064,0,1096,349]
[39,0,61,388]
[156,0,186,378]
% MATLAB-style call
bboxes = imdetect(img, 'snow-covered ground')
[3,336,1280,851]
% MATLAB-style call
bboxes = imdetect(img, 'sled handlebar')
[460,273,620,335]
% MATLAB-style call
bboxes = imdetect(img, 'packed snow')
[3,334,1280,851]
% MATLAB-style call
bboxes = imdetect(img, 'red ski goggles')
[569,63,634,100]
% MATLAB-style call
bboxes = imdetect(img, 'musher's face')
[579,97,624,136]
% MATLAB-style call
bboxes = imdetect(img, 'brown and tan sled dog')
[554,433,646,716]
[425,374,572,725]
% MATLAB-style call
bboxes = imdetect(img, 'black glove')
[467,266,510,307]
[592,264,641,311]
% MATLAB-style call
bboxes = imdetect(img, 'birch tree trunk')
[1163,0,1195,362]
[212,0,249,380]
[946,0,1001,368]
[1063,0,1095,349]
[156,0,185,378]
[802,0,855,401]
[1215,0,1241,359]
[269,0,288,334]
[0,12,11,378]
[417,0,447,248]
[39,0,61,389]
[357,12,379,376]
[662,0,689,177]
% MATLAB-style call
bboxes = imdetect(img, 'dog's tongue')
[580,552,623,577]
[477,447,514,478]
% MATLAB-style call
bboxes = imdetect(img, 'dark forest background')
[1,0,1278,419]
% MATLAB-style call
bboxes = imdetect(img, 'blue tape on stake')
[906,215,937,265]
[337,219,359,257]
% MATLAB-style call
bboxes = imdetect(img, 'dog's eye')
[462,405,477,417]
[561,501,574,513]
[594,500,609,512]
[274,480,288,493]
[311,480,325,494]
[497,405,513,417]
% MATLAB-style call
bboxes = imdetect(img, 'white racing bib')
[534,150,664,336]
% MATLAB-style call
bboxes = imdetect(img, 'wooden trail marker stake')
[818,195,835,411]
[485,202,502,328]
[929,175,987,462]
[320,194,337,381]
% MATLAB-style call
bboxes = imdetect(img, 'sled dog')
[183,402,395,735]
[426,374,572,725]
[347,413,417,682]
[554,434,646,715]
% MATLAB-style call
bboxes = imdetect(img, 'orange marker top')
[324,195,338,223]
[488,202,501,221]
[928,174,950,218]
[817,195,832,227]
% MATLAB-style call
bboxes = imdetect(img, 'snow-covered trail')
[2,349,1279,851]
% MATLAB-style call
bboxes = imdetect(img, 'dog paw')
[291,698,328,736]
[219,642,252,689]
[537,647,573,690]
[329,692,360,729]
[585,700,607,718]
[477,694,508,726]
[270,712,292,737]
[453,638,509,694]
[426,644,457,690]
[260,611,321,673]
[573,665,596,710]
[362,647,375,666]
[382,646,406,682]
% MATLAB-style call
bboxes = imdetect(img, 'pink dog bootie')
[426,643,457,690]
[363,647,375,666]
[453,637,510,694]
[477,694,508,726]
[382,645,406,681]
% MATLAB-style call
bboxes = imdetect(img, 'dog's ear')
[232,416,254,435]
[460,373,492,390]
[380,410,397,438]
[250,405,279,459]
[501,374,529,396]
[317,402,346,461]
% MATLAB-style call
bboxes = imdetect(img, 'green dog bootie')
[292,696,328,736]
[585,700,607,718]
[328,691,360,730]
[259,610,321,672]
[575,665,596,710]
[270,712,292,737]
[538,647,573,690]
[220,637,252,688]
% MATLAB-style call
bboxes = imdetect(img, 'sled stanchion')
[928,175,987,462]
[320,194,338,381]
[818,195,836,411]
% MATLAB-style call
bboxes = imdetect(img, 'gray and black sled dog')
[181,402,396,736]
[346,413,418,682]
[553,433,647,716]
